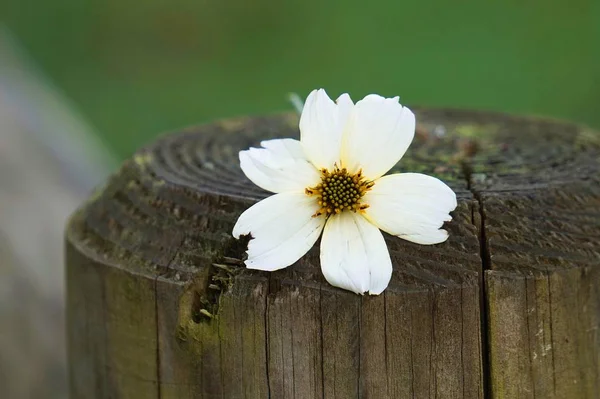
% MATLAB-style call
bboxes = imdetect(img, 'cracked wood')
[66,109,599,398]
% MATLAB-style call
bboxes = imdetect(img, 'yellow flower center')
[305,166,374,217]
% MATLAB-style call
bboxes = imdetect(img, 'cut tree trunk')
[66,109,600,399]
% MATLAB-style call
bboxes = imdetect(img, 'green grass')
[3,0,599,159]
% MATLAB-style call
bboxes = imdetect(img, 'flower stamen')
[305,166,374,217]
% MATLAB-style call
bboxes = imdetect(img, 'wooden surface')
[66,109,600,398]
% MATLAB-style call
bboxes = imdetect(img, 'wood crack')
[383,292,390,399]
[265,289,271,399]
[154,235,185,398]
[319,286,325,399]
[523,277,536,398]
[545,270,558,396]
[461,157,491,399]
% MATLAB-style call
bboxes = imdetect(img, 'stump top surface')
[67,108,600,285]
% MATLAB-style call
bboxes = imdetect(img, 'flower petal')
[239,139,320,193]
[232,192,326,271]
[299,89,354,170]
[341,94,415,180]
[320,211,392,295]
[335,93,354,128]
[362,173,457,245]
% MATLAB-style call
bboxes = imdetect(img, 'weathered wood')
[66,110,600,398]
[462,113,600,399]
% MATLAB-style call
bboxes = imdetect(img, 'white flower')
[233,89,457,295]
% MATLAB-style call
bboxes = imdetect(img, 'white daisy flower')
[233,89,457,295]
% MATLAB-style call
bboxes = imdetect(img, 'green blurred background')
[3,0,600,160]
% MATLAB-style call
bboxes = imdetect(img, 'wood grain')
[66,109,600,398]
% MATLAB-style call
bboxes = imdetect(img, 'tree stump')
[66,109,600,399]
